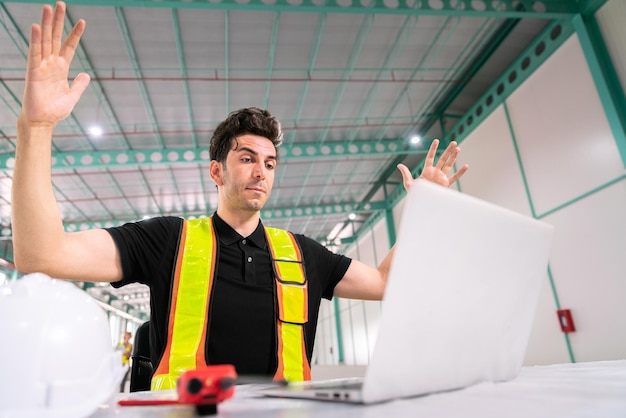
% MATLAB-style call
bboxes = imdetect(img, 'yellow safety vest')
[151,217,311,390]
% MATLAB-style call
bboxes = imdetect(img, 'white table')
[92,360,626,418]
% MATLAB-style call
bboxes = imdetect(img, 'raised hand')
[397,139,469,191]
[20,1,90,128]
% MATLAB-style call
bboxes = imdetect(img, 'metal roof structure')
[0,0,606,318]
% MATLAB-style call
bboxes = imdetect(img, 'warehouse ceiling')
[0,0,601,318]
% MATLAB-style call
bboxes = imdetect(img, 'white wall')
[314,0,626,367]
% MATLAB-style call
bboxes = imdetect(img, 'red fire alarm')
[557,309,575,333]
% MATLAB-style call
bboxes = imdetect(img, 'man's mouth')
[247,186,266,193]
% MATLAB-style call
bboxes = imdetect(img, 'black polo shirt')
[107,214,351,376]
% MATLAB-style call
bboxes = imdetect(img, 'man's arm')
[333,139,469,300]
[11,2,122,282]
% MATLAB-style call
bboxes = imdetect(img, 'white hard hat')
[0,273,125,418]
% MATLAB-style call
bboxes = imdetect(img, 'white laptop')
[261,179,554,404]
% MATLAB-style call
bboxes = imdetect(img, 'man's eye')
[241,157,252,163]
[266,163,275,170]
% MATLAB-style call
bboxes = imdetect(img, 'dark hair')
[209,107,283,162]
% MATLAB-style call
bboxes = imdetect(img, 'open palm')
[20,2,89,128]
[397,139,469,191]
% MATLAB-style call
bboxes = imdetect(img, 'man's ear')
[209,160,224,186]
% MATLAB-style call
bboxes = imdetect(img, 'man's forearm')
[376,245,396,293]
[12,120,66,272]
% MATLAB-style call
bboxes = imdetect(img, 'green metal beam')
[385,18,575,209]
[115,7,165,147]
[1,139,428,170]
[384,208,396,247]
[340,18,576,253]
[418,9,523,141]
[337,15,462,237]
[285,14,325,147]
[317,15,373,144]
[172,9,198,149]
[263,12,280,110]
[225,11,231,112]
[572,13,626,167]
[0,4,95,153]
[578,0,610,15]
[0,0,581,18]
[371,15,460,142]
[65,9,132,150]
[308,15,373,218]
[0,198,389,239]
[345,15,419,144]
[361,12,499,195]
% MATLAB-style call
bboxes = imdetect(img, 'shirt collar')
[212,212,267,249]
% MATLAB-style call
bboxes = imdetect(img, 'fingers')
[447,164,469,185]
[40,4,53,59]
[440,146,460,174]
[434,141,457,170]
[27,23,42,70]
[59,72,91,119]
[70,72,91,99]
[424,139,439,168]
[37,2,75,61]
[396,163,414,191]
[426,139,458,172]
[51,2,66,56]
[405,138,469,188]
[60,19,86,63]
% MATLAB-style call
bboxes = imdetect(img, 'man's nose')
[252,162,266,179]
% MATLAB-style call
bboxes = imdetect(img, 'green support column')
[385,208,396,247]
[333,298,344,364]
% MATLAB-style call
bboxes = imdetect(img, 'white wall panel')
[392,197,407,236]
[523,275,570,366]
[338,299,371,365]
[355,230,376,267]
[456,106,531,215]
[506,36,625,216]
[348,301,372,364]
[449,104,570,366]
[338,299,356,364]
[543,180,626,361]
[363,300,382,361]
[312,299,338,365]
[372,218,390,263]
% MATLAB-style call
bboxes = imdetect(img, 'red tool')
[119,364,238,415]
[178,364,237,415]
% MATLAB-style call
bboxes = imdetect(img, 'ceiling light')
[88,126,103,137]
[348,213,356,221]
[410,135,421,144]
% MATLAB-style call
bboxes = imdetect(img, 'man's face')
[212,134,277,213]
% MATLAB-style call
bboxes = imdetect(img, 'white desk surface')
[92,360,626,418]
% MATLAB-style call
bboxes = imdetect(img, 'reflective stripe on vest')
[151,218,310,391]
[265,226,311,382]
[151,218,216,390]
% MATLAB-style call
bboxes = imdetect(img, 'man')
[118,331,133,392]
[12,2,468,389]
